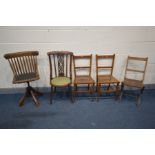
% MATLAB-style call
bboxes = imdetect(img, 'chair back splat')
[47,51,73,80]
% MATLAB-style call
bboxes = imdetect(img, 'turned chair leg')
[136,87,144,107]
[69,85,74,103]
[97,84,101,102]
[50,86,53,104]
[115,82,120,101]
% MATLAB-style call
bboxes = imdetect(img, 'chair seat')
[74,76,95,84]
[14,72,39,83]
[123,78,144,88]
[51,76,71,86]
[97,75,119,84]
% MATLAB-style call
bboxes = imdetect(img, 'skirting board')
[0,84,155,94]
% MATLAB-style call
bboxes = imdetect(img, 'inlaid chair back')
[73,54,92,77]
[4,51,39,83]
[125,56,148,83]
[96,54,115,77]
[47,51,73,79]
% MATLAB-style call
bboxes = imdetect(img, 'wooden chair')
[73,54,95,100]
[47,51,73,104]
[4,51,42,107]
[120,56,148,106]
[96,54,120,101]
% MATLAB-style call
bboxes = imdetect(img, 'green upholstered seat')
[51,77,71,86]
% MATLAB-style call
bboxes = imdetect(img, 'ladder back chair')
[73,54,95,101]
[4,51,42,107]
[96,54,120,101]
[120,56,148,106]
[47,51,73,104]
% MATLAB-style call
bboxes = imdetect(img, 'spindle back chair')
[4,51,42,107]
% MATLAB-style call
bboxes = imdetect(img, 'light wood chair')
[96,54,120,101]
[73,54,95,101]
[4,51,42,107]
[120,56,148,106]
[47,51,73,104]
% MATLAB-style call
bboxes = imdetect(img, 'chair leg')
[18,90,29,107]
[30,90,40,107]
[19,85,41,107]
[115,82,120,100]
[97,84,101,102]
[69,85,74,103]
[137,87,144,107]
[73,84,77,102]
[89,84,93,101]
[50,86,53,104]
[120,83,124,101]
[90,84,95,101]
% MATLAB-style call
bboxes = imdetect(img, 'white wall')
[0,26,155,88]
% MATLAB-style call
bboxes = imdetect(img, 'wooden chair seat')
[74,76,95,84]
[51,76,71,87]
[98,75,119,84]
[14,72,39,83]
[123,78,144,88]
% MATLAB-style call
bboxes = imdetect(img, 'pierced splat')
[57,54,64,76]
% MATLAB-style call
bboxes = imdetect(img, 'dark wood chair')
[120,56,148,106]
[47,51,73,104]
[73,54,95,100]
[4,51,42,107]
[96,54,120,101]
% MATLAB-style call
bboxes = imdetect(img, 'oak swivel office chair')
[4,51,42,107]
